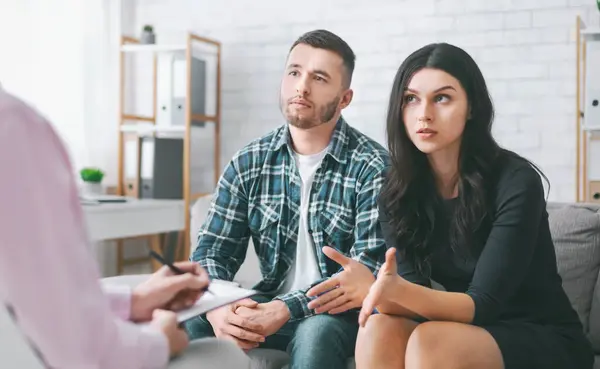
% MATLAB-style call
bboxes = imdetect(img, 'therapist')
[0,86,252,369]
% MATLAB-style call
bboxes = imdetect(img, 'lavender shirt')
[0,89,169,368]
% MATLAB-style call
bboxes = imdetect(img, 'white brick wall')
[133,0,599,202]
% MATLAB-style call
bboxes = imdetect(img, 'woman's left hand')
[306,246,376,315]
[358,247,405,326]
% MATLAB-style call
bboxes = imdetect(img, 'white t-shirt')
[277,148,327,294]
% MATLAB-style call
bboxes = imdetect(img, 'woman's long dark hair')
[379,43,548,275]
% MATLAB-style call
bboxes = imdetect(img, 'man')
[188,29,389,368]
[0,86,251,369]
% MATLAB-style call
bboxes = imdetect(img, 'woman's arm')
[385,279,475,323]
[384,165,545,325]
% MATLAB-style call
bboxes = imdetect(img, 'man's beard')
[281,96,340,129]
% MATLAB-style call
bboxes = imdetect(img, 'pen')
[149,250,213,295]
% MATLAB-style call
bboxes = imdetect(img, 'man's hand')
[306,246,375,314]
[131,261,209,322]
[234,300,290,337]
[206,298,266,351]
[150,309,189,358]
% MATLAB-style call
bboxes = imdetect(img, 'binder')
[138,136,184,199]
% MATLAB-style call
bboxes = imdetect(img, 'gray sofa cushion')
[547,202,600,347]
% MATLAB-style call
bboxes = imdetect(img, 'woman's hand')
[358,247,406,327]
[306,246,376,315]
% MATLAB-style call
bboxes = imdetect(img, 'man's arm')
[0,97,168,369]
[191,157,250,282]
[349,164,389,274]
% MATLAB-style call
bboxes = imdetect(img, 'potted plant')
[140,25,156,44]
[80,167,105,195]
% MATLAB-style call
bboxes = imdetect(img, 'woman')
[354,43,594,369]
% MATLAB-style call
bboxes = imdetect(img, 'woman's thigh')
[405,321,504,369]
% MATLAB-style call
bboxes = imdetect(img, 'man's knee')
[291,314,358,351]
[182,316,214,340]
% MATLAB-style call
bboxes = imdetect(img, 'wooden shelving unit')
[576,16,600,202]
[116,32,222,268]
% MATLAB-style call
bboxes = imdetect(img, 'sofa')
[187,198,600,368]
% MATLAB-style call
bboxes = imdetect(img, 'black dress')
[379,155,594,369]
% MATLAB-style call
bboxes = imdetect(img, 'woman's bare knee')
[405,322,445,369]
[355,315,419,369]
[405,322,503,369]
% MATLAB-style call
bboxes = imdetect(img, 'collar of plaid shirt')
[273,116,349,164]
[194,116,390,321]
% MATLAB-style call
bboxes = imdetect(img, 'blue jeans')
[184,295,358,369]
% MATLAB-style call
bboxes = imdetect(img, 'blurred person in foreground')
[0,86,251,369]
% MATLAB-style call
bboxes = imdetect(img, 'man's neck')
[288,117,338,155]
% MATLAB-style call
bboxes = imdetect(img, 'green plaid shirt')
[192,117,390,322]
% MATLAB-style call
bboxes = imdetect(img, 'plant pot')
[141,31,155,44]
[81,181,104,196]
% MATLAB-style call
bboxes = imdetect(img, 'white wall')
[0,0,88,172]
[130,0,599,202]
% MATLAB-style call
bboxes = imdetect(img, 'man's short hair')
[289,29,356,88]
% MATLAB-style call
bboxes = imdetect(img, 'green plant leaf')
[80,167,104,183]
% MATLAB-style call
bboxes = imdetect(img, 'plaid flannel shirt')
[192,117,390,322]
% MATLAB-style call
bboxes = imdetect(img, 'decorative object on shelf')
[80,167,105,195]
[140,25,156,44]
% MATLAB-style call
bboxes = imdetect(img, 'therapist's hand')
[151,309,189,358]
[131,261,210,322]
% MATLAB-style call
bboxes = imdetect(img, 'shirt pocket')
[319,205,355,246]
[248,201,281,271]
[248,201,281,237]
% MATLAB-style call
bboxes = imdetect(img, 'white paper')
[138,281,257,326]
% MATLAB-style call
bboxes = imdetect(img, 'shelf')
[581,27,600,40]
[120,44,187,53]
[120,123,186,135]
[120,43,219,56]
[117,31,222,263]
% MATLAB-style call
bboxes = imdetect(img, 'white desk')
[83,199,185,242]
